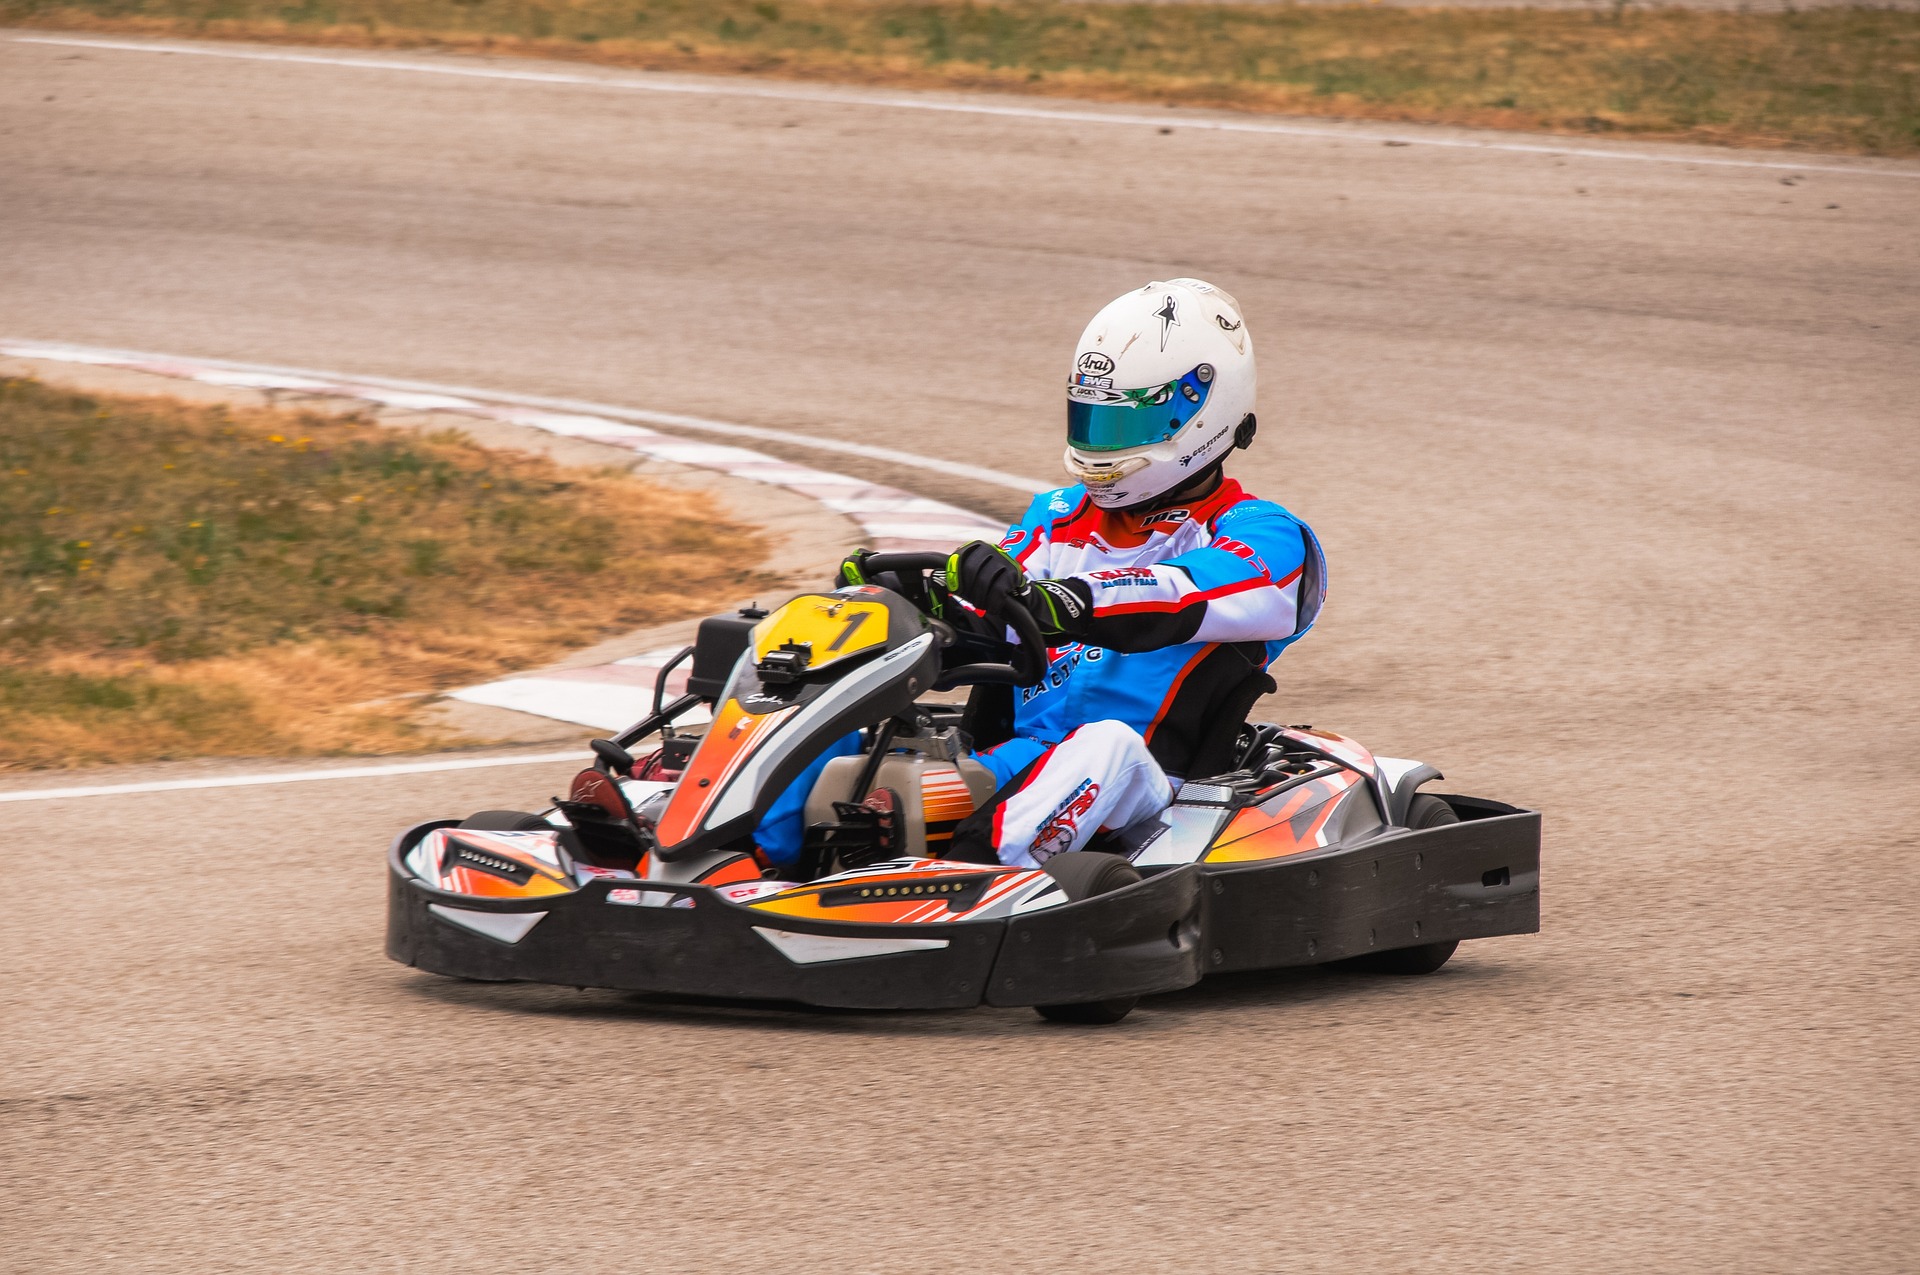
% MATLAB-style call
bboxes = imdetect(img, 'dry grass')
[0,378,767,768]
[7,0,1919,154]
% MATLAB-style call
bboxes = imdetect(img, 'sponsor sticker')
[1034,778,1101,861]
[1077,351,1115,376]
[1179,424,1230,467]
[1212,536,1269,576]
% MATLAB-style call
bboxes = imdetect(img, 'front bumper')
[386,824,1206,1010]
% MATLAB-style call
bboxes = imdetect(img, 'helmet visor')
[1066,363,1214,453]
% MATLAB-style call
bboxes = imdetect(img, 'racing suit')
[951,477,1325,867]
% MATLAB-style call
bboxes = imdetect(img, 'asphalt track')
[3,34,1917,1272]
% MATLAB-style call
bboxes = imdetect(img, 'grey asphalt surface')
[2,35,1917,1273]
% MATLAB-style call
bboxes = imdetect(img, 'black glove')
[946,541,1090,642]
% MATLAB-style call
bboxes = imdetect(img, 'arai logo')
[1076,351,1114,377]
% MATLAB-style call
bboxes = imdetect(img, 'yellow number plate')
[752,596,889,672]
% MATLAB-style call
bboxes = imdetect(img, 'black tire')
[1340,793,1460,975]
[458,810,551,831]
[1041,850,1141,901]
[1034,852,1144,1026]
[1404,793,1459,831]
[1343,939,1459,975]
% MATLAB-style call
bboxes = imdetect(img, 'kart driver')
[839,278,1325,868]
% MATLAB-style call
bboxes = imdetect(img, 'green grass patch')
[8,0,1918,153]
[0,378,766,767]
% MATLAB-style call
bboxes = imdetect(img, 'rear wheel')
[1034,852,1143,1026]
[1341,794,1461,976]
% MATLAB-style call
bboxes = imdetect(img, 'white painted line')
[0,751,585,804]
[16,35,1919,181]
[0,337,1044,492]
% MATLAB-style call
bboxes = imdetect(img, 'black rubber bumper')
[1202,796,1541,973]
[387,824,1205,1010]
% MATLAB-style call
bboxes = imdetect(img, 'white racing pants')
[960,720,1173,868]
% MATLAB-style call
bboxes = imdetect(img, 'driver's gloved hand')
[946,541,1091,642]
[834,549,877,589]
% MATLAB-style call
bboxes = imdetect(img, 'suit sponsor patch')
[1211,536,1268,576]
[1034,778,1101,861]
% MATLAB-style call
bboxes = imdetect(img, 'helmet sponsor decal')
[1154,294,1179,350]
[1179,424,1231,467]
[1034,778,1101,861]
[1077,351,1115,376]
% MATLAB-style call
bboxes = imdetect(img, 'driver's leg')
[952,720,1172,868]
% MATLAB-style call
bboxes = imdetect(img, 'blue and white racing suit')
[953,477,1325,867]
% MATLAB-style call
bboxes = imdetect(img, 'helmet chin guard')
[1063,278,1256,510]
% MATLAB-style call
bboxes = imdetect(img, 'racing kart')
[387,553,1540,1024]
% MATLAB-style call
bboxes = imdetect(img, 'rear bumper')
[386,824,1205,1010]
[1201,797,1541,973]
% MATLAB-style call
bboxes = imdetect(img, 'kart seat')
[1180,669,1277,781]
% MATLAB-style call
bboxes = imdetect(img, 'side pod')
[985,866,1205,1007]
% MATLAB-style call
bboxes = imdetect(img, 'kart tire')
[1034,852,1143,1026]
[459,810,552,832]
[1041,850,1141,902]
[1340,794,1460,976]
[1404,793,1459,831]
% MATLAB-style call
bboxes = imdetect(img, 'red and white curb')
[3,340,1014,731]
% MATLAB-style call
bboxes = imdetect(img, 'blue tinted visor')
[1066,363,1214,452]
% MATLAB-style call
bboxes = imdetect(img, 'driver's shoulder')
[1019,484,1092,532]
[1208,485,1310,537]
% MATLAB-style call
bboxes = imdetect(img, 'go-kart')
[387,553,1539,1024]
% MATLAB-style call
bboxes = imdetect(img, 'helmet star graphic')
[1154,294,1179,350]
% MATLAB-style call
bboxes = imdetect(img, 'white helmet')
[1063,278,1256,510]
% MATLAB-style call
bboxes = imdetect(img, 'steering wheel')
[856,551,1047,688]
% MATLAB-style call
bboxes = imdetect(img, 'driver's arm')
[1038,506,1314,654]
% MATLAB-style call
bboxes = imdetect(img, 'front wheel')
[1033,852,1143,1026]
